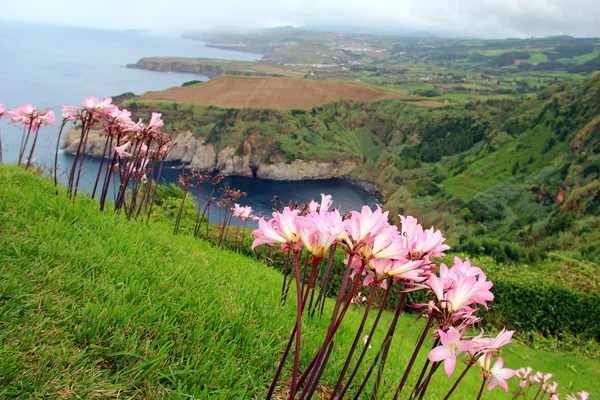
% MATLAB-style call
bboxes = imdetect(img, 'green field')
[1,166,598,398]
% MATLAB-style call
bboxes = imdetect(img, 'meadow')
[1,165,597,399]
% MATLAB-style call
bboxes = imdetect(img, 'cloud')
[3,0,600,38]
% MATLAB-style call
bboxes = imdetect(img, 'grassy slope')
[0,166,597,398]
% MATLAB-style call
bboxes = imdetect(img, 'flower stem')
[330,287,378,398]
[336,283,392,400]
[476,378,487,400]
[393,312,435,400]
[369,289,407,400]
[290,251,302,399]
[443,360,475,400]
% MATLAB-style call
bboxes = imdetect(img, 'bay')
[0,21,378,226]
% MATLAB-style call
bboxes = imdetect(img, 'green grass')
[0,165,598,398]
[527,53,549,64]
[573,50,600,64]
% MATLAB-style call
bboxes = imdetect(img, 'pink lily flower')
[486,357,516,392]
[371,226,407,260]
[251,208,301,250]
[566,392,590,400]
[516,366,532,379]
[147,112,164,133]
[345,205,390,250]
[114,142,132,158]
[298,209,344,259]
[428,327,475,377]
[471,328,514,355]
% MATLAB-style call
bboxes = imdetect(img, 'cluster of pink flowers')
[3,102,57,166]
[232,204,253,221]
[252,194,449,280]
[515,367,589,400]
[62,96,172,168]
[10,103,56,130]
[251,195,591,399]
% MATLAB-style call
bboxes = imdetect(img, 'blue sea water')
[0,21,377,225]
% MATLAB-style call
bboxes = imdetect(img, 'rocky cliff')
[61,129,358,181]
[127,59,224,77]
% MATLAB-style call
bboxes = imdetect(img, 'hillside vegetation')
[0,166,598,398]
[123,73,600,266]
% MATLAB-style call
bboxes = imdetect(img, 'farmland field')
[142,76,411,109]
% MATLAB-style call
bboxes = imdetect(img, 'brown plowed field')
[143,77,408,109]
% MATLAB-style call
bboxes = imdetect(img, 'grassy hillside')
[0,166,598,398]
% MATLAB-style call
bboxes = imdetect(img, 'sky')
[3,0,600,39]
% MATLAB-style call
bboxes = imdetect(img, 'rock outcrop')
[61,128,358,181]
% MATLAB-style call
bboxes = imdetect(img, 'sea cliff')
[61,129,358,181]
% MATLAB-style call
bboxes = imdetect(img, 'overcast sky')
[3,0,600,39]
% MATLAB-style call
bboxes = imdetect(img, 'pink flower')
[0,103,8,119]
[486,357,516,392]
[530,371,543,383]
[9,105,54,129]
[61,104,83,121]
[444,269,494,312]
[371,226,407,260]
[298,209,344,259]
[114,142,132,158]
[233,204,253,220]
[516,367,532,380]
[400,215,450,261]
[345,205,390,250]
[251,208,301,250]
[428,327,475,378]
[471,328,514,355]
[10,104,36,125]
[34,109,56,128]
[566,392,590,400]
[147,112,164,134]
[543,381,558,395]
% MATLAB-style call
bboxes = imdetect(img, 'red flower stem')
[54,121,67,190]
[312,244,336,317]
[67,118,88,196]
[25,127,40,168]
[369,290,408,400]
[476,378,487,400]
[393,312,436,400]
[330,287,378,398]
[442,360,476,400]
[290,251,302,399]
[408,338,440,400]
[297,253,356,393]
[73,121,93,200]
[18,124,33,165]
[300,250,310,295]
[302,260,321,311]
[302,341,335,400]
[417,362,440,400]
[532,385,543,400]
[281,251,292,305]
[91,130,112,199]
[336,284,392,400]
[266,324,297,400]
[146,159,163,221]
[350,336,392,400]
